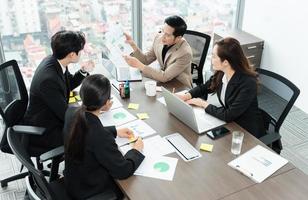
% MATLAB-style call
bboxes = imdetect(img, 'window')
[142,0,238,69]
[0,0,240,86]
[0,0,132,88]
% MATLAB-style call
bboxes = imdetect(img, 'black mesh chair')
[7,128,117,200]
[257,68,300,154]
[183,30,211,85]
[0,60,60,187]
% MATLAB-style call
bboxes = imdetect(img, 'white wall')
[242,0,308,113]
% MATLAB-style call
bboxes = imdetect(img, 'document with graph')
[115,120,157,147]
[228,145,288,183]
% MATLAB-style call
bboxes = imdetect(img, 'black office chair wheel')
[1,180,8,188]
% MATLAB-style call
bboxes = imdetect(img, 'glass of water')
[231,131,244,155]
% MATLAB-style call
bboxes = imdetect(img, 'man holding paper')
[123,15,193,88]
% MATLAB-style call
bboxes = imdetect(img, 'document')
[134,156,178,181]
[99,107,136,126]
[115,119,156,147]
[120,135,175,157]
[228,145,288,183]
[110,95,123,110]
[102,24,142,81]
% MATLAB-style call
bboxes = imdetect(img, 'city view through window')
[0,0,238,87]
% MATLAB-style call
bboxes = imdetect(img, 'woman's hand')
[176,93,192,101]
[117,128,134,138]
[133,137,144,152]
[186,98,209,108]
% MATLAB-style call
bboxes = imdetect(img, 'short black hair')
[164,15,187,37]
[51,30,86,59]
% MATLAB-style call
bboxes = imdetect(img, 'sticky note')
[200,143,213,152]
[69,91,73,97]
[137,113,149,120]
[75,95,81,101]
[128,103,139,110]
[69,97,76,103]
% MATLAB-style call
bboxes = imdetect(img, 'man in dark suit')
[24,30,92,150]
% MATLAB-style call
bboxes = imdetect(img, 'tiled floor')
[1,106,308,199]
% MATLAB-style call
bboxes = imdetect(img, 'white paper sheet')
[115,120,156,147]
[110,95,123,110]
[120,135,175,157]
[228,145,288,183]
[99,107,136,126]
[134,156,178,181]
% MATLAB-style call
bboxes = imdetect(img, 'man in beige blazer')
[124,15,193,88]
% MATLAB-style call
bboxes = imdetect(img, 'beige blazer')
[131,34,193,88]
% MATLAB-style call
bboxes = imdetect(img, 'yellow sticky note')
[128,103,139,110]
[137,113,149,120]
[69,91,73,97]
[75,95,81,101]
[200,143,213,152]
[69,97,76,103]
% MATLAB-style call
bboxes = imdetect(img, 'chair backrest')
[183,30,211,85]
[256,68,300,132]
[0,60,28,153]
[7,128,56,200]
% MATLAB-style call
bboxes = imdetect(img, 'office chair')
[7,128,117,200]
[0,60,61,187]
[257,68,300,154]
[183,30,211,85]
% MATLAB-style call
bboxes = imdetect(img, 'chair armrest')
[12,125,45,136]
[40,146,64,162]
[259,130,281,145]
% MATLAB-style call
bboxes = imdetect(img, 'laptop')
[162,87,225,134]
[103,58,142,82]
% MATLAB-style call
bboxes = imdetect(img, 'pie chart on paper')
[113,112,126,119]
[153,162,170,172]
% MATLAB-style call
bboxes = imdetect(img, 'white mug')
[145,81,157,96]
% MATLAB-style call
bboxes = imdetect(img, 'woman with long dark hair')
[178,37,265,138]
[63,74,144,199]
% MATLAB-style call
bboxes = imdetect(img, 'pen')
[121,137,142,147]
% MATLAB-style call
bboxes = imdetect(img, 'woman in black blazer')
[178,37,265,138]
[63,74,144,199]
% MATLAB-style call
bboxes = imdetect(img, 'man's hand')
[123,55,145,70]
[186,98,209,108]
[124,33,137,51]
[80,60,95,73]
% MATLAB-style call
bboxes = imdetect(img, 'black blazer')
[63,107,145,199]
[189,71,265,138]
[24,55,86,148]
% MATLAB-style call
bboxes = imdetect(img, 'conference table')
[106,77,298,200]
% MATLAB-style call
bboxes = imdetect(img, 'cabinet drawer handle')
[247,46,257,49]
[247,55,255,59]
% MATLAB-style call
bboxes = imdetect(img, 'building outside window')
[0,0,238,86]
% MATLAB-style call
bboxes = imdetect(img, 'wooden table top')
[113,78,295,200]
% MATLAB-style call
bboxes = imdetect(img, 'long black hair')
[66,74,111,161]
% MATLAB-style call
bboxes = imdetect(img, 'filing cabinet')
[213,29,264,69]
